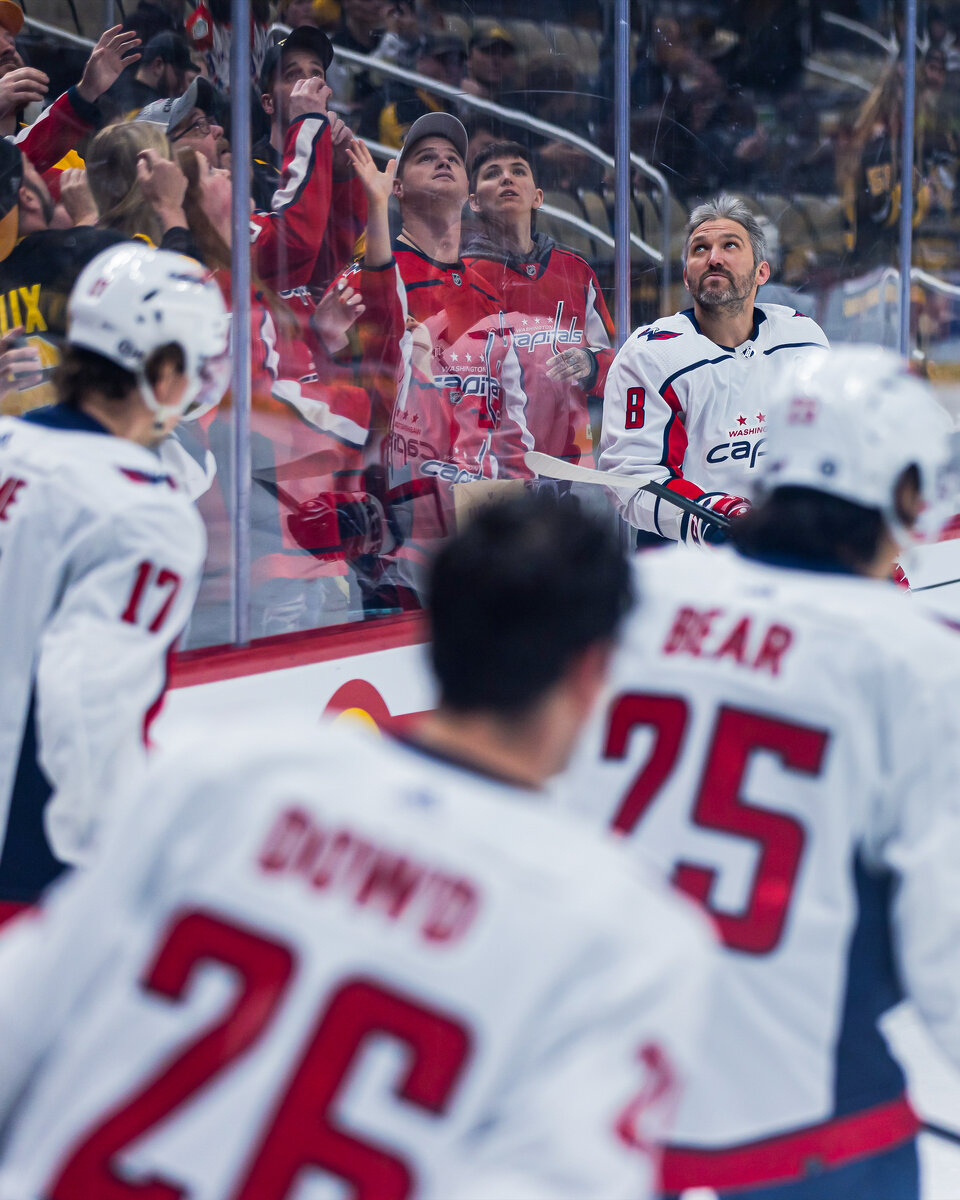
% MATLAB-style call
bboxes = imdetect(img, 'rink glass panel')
[182,0,942,649]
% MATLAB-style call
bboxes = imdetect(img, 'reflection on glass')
[174,1,953,643]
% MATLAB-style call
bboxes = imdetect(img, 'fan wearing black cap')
[254,26,367,293]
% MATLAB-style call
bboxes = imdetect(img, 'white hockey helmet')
[67,243,231,419]
[761,344,958,546]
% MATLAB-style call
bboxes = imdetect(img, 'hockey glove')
[682,493,751,548]
[287,492,397,562]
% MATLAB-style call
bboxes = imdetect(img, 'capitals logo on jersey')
[636,327,682,343]
[512,302,585,355]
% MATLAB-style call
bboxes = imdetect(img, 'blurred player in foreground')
[0,243,229,922]
[599,194,828,545]
[0,493,714,1199]
[560,345,960,1199]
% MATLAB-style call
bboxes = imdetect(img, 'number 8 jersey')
[0,408,204,911]
[558,545,960,1195]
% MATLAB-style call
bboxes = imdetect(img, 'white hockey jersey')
[557,546,960,1193]
[0,717,714,1200]
[599,304,829,539]
[0,408,205,904]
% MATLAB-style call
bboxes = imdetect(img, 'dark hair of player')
[469,140,535,194]
[428,491,633,715]
[730,475,918,573]
[56,344,185,409]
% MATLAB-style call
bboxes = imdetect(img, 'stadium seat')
[505,20,552,61]
[574,28,601,78]
[538,190,597,262]
[546,23,581,61]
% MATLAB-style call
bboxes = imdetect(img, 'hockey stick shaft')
[524,451,732,531]
[922,1120,960,1148]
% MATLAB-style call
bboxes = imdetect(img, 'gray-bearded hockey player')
[0,243,229,921]
[599,194,828,545]
[562,345,960,1200]
[0,493,714,1199]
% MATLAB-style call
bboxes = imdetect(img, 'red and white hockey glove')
[682,493,751,548]
[287,492,397,562]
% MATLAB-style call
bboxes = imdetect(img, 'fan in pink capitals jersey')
[463,140,616,469]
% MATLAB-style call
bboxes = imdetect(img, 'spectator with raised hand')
[137,73,344,295]
[343,118,537,609]
[254,27,366,292]
[174,143,372,637]
[0,140,128,413]
[99,31,191,123]
[0,0,42,137]
[12,25,141,174]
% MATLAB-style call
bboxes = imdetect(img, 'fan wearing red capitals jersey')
[463,141,615,467]
[0,244,229,923]
[559,345,960,1200]
[599,193,828,544]
[343,117,535,602]
[0,493,714,1200]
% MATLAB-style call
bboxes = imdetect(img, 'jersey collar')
[21,403,110,436]
[682,305,767,352]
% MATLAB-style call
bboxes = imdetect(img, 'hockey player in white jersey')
[561,345,960,1199]
[0,243,229,921]
[599,193,829,544]
[0,493,714,1200]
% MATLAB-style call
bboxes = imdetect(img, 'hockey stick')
[922,1120,960,1148]
[523,450,732,531]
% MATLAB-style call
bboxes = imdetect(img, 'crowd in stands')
[7,0,960,641]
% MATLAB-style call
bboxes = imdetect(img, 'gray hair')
[683,194,767,268]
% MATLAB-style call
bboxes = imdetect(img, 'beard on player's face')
[692,264,756,310]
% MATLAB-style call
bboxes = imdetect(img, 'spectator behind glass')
[278,0,327,29]
[254,25,334,208]
[378,32,465,149]
[371,0,421,71]
[255,27,367,293]
[176,144,372,638]
[0,1,44,139]
[87,123,180,247]
[328,0,388,138]
[99,31,191,124]
[136,76,225,167]
[124,0,185,43]
[0,140,127,415]
[460,25,517,104]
